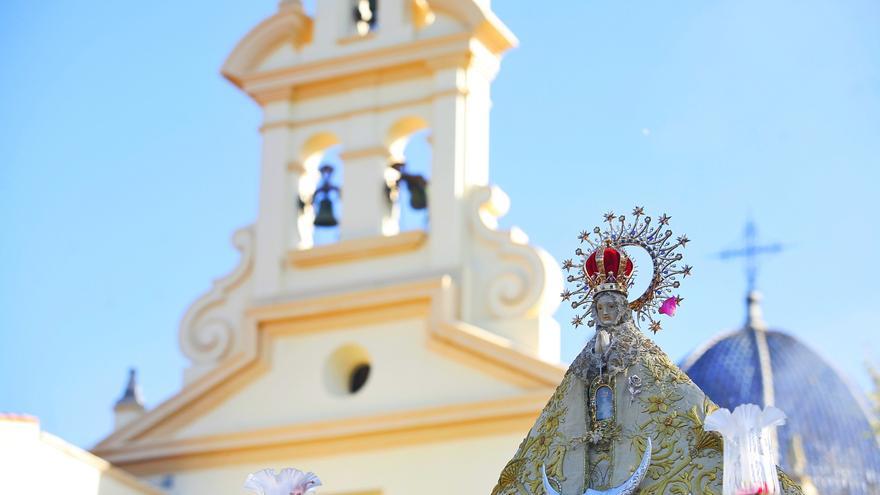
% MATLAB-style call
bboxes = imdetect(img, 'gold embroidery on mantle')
[491,375,571,495]
[491,321,805,495]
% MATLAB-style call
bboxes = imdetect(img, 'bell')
[313,198,338,227]
[407,177,428,210]
[384,183,395,207]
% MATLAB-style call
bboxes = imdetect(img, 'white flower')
[704,403,786,439]
[704,404,786,494]
[244,468,322,495]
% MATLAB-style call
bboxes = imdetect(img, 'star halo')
[562,207,692,333]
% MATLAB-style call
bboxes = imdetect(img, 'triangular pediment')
[166,316,527,441]
[93,277,564,470]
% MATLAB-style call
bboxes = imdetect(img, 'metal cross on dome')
[717,218,784,293]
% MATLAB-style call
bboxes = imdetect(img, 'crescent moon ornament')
[541,437,652,495]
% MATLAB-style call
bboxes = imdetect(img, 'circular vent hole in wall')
[324,343,372,396]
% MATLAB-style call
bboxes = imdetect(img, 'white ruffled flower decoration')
[704,403,786,439]
[704,404,786,495]
[244,468,321,495]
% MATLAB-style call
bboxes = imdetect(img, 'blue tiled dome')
[681,293,880,495]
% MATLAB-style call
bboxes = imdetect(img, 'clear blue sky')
[1,0,878,449]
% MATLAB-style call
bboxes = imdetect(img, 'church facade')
[92,1,567,494]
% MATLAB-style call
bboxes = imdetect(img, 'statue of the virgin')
[489,209,803,495]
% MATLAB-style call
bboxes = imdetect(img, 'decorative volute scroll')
[178,226,254,382]
[467,185,562,360]
[470,185,561,319]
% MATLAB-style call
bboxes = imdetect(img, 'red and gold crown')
[561,207,692,333]
[584,243,634,296]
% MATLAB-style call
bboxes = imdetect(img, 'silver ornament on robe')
[541,437,651,495]
[593,329,611,356]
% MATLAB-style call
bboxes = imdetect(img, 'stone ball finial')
[278,0,303,12]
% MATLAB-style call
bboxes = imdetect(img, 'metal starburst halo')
[563,206,692,332]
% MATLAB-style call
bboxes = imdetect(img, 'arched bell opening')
[386,117,431,233]
[298,133,344,248]
[352,0,378,37]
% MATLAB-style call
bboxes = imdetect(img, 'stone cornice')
[288,231,427,268]
[338,145,391,161]
[238,32,474,102]
[93,392,550,475]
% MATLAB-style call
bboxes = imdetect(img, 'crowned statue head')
[561,207,692,334]
[585,243,634,328]
[592,291,629,328]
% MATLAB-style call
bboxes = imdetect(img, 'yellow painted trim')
[254,58,466,131]
[138,356,270,439]
[222,7,312,88]
[97,392,551,476]
[293,63,430,101]
[246,276,446,323]
[238,32,472,98]
[339,146,390,161]
[426,338,547,389]
[263,299,429,339]
[0,413,39,423]
[287,231,427,268]
[222,0,516,88]
[253,86,295,105]
[474,15,518,54]
[246,32,468,83]
[261,87,466,132]
[287,160,306,173]
[337,32,378,46]
[432,321,565,388]
[259,92,452,133]
[424,52,470,71]
[94,347,261,450]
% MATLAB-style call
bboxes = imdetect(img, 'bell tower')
[167,0,563,380]
[168,0,562,375]
[222,0,520,293]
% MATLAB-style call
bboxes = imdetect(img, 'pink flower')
[659,297,677,316]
